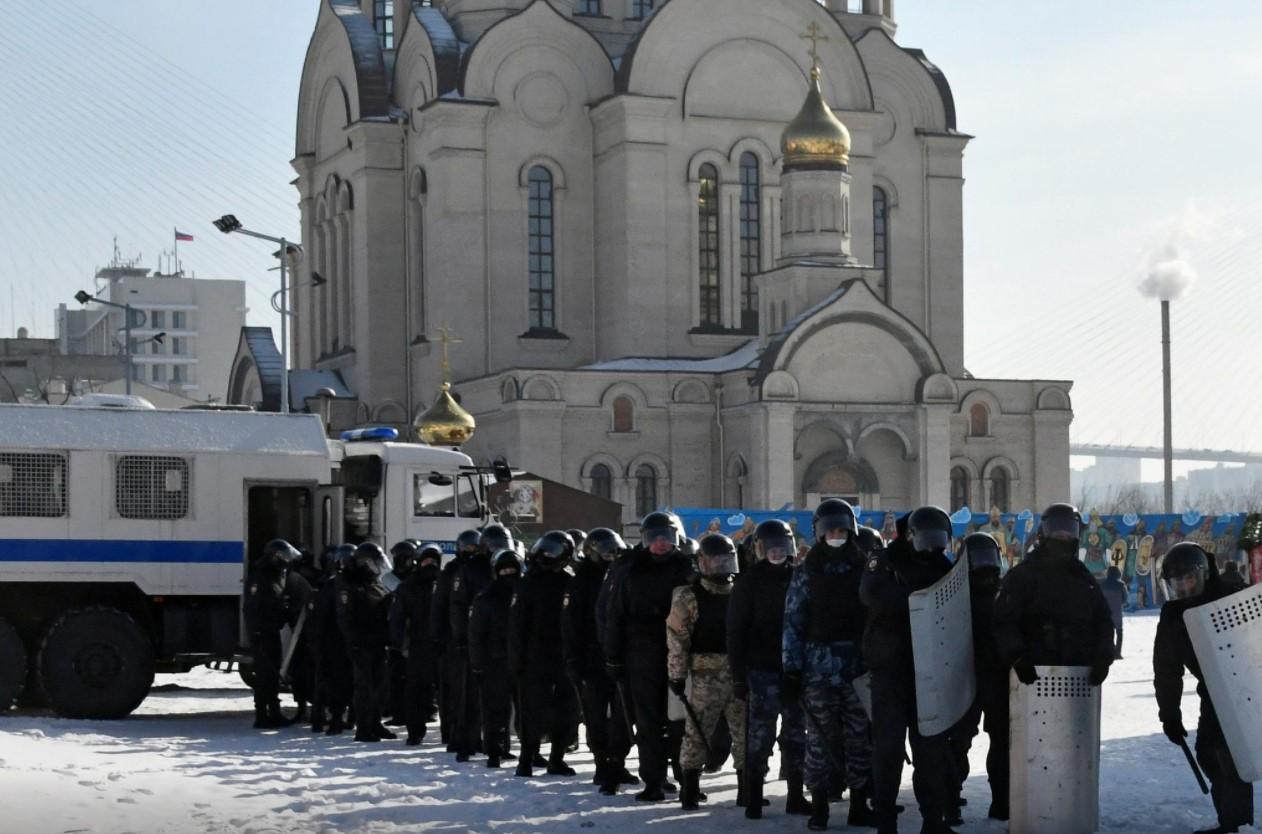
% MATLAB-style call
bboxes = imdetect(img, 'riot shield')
[908,556,975,735]
[1009,666,1101,834]
[1183,581,1262,782]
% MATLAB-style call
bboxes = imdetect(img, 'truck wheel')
[38,607,154,719]
[0,617,26,711]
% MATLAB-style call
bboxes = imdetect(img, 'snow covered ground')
[1,611,1255,834]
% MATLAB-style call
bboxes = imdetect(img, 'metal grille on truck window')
[0,451,68,517]
[115,455,190,520]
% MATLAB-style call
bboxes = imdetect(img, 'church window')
[739,152,761,331]
[847,0,864,12]
[632,0,654,19]
[590,463,612,501]
[950,466,970,511]
[527,166,556,331]
[635,464,658,518]
[612,396,635,433]
[373,0,394,50]
[969,403,990,437]
[698,163,721,328]
[577,0,602,14]
[873,186,889,300]
[989,467,1011,513]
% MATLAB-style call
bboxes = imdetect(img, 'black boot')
[875,805,899,834]
[808,788,830,831]
[919,818,961,834]
[680,770,702,811]
[636,782,666,802]
[745,775,764,820]
[737,769,747,807]
[847,786,878,828]
[786,776,812,816]
[987,799,1009,821]
[546,752,576,776]
[1193,827,1240,834]
[374,723,398,740]
[615,764,641,785]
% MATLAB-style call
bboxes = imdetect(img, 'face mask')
[825,538,848,549]
[1043,539,1078,560]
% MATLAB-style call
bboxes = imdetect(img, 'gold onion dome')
[414,382,476,447]
[781,67,851,171]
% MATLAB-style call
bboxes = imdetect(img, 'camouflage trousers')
[802,677,872,792]
[746,668,806,781]
[680,654,746,771]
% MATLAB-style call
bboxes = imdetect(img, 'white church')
[272,0,1073,526]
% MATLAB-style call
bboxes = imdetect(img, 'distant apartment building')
[56,261,246,403]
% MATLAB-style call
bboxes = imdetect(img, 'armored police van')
[0,403,492,719]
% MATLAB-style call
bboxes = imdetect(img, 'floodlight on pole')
[74,290,161,396]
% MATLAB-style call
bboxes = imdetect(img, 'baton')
[615,678,636,739]
[798,695,846,775]
[279,606,308,683]
[677,685,713,764]
[1179,739,1210,795]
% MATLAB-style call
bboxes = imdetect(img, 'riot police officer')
[993,503,1114,685]
[432,529,481,748]
[390,542,442,746]
[784,499,875,830]
[861,507,959,834]
[728,519,809,819]
[563,527,634,794]
[308,544,355,734]
[605,511,696,801]
[1154,543,1254,834]
[449,529,503,760]
[244,538,302,729]
[338,542,396,742]
[469,549,522,768]
[510,531,580,777]
[384,540,418,726]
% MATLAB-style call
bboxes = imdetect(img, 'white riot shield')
[1009,666,1101,834]
[908,556,975,735]
[1184,581,1262,782]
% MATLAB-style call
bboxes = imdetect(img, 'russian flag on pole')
[174,230,194,242]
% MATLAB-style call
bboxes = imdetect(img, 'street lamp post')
[214,215,301,414]
[73,290,164,396]
[1160,299,1174,515]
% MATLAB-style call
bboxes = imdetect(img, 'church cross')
[802,21,829,78]
[437,322,462,385]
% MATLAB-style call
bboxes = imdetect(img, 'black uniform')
[1154,578,1254,832]
[431,552,465,746]
[604,546,695,791]
[860,540,958,831]
[1101,568,1128,658]
[469,573,516,764]
[563,556,633,790]
[509,566,579,772]
[337,568,393,741]
[242,562,291,726]
[308,574,354,733]
[286,560,319,717]
[390,564,439,743]
[449,551,494,757]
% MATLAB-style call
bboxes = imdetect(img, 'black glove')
[780,672,802,706]
[1088,660,1110,686]
[668,678,687,697]
[1013,658,1039,685]
[1163,719,1187,746]
[605,662,626,682]
[732,680,750,701]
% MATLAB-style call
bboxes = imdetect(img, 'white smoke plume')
[1138,243,1197,300]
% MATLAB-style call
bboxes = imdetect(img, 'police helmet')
[640,511,682,549]
[456,529,482,555]
[753,519,795,566]
[263,538,301,565]
[492,548,522,579]
[1161,542,1211,600]
[584,527,627,562]
[813,499,858,543]
[353,541,391,577]
[390,540,420,578]
[854,526,885,556]
[907,506,953,555]
[680,537,700,558]
[697,533,740,580]
[1039,503,1082,543]
[567,529,588,555]
[417,544,444,570]
[481,524,514,554]
[962,532,1002,574]
[531,530,575,570]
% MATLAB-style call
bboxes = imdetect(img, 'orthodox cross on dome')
[437,322,462,386]
[801,21,829,80]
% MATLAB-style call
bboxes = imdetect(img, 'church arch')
[856,422,914,458]
[980,455,1020,513]
[518,156,568,190]
[687,149,731,183]
[1037,386,1072,411]
[599,381,650,410]
[521,375,562,401]
[726,454,750,510]
[500,377,519,403]
[671,378,711,404]
[801,450,879,502]
[373,400,407,424]
[794,419,854,463]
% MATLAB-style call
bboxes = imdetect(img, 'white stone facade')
[292,0,1073,526]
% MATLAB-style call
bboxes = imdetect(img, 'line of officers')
[241,499,1253,834]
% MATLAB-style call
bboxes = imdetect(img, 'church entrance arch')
[801,450,880,512]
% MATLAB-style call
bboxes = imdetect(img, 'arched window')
[590,463,612,501]
[373,0,394,50]
[527,166,555,331]
[989,467,1011,513]
[577,0,601,13]
[635,464,658,518]
[727,458,748,509]
[739,152,761,331]
[612,396,634,433]
[873,186,889,301]
[950,466,971,512]
[698,163,721,328]
[969,403,991,437]
[632,0,654,19]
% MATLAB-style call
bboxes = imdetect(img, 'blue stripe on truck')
[0,539,242,564]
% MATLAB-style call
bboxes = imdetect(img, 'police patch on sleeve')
[866,557,881,573]
[248,583,258,595]
[562,594,570,608]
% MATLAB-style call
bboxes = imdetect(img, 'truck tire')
[0,617,25,711]
[38,606,155,719]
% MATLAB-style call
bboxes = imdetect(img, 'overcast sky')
[1,0,1259,455]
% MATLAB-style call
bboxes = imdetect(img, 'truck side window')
[115,455,190,520]
[457,475,481,518]
[413,475,456,517]
[0,451,68,517]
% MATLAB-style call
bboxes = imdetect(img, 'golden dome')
[414,382,476,447]
[780,68,851,171]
